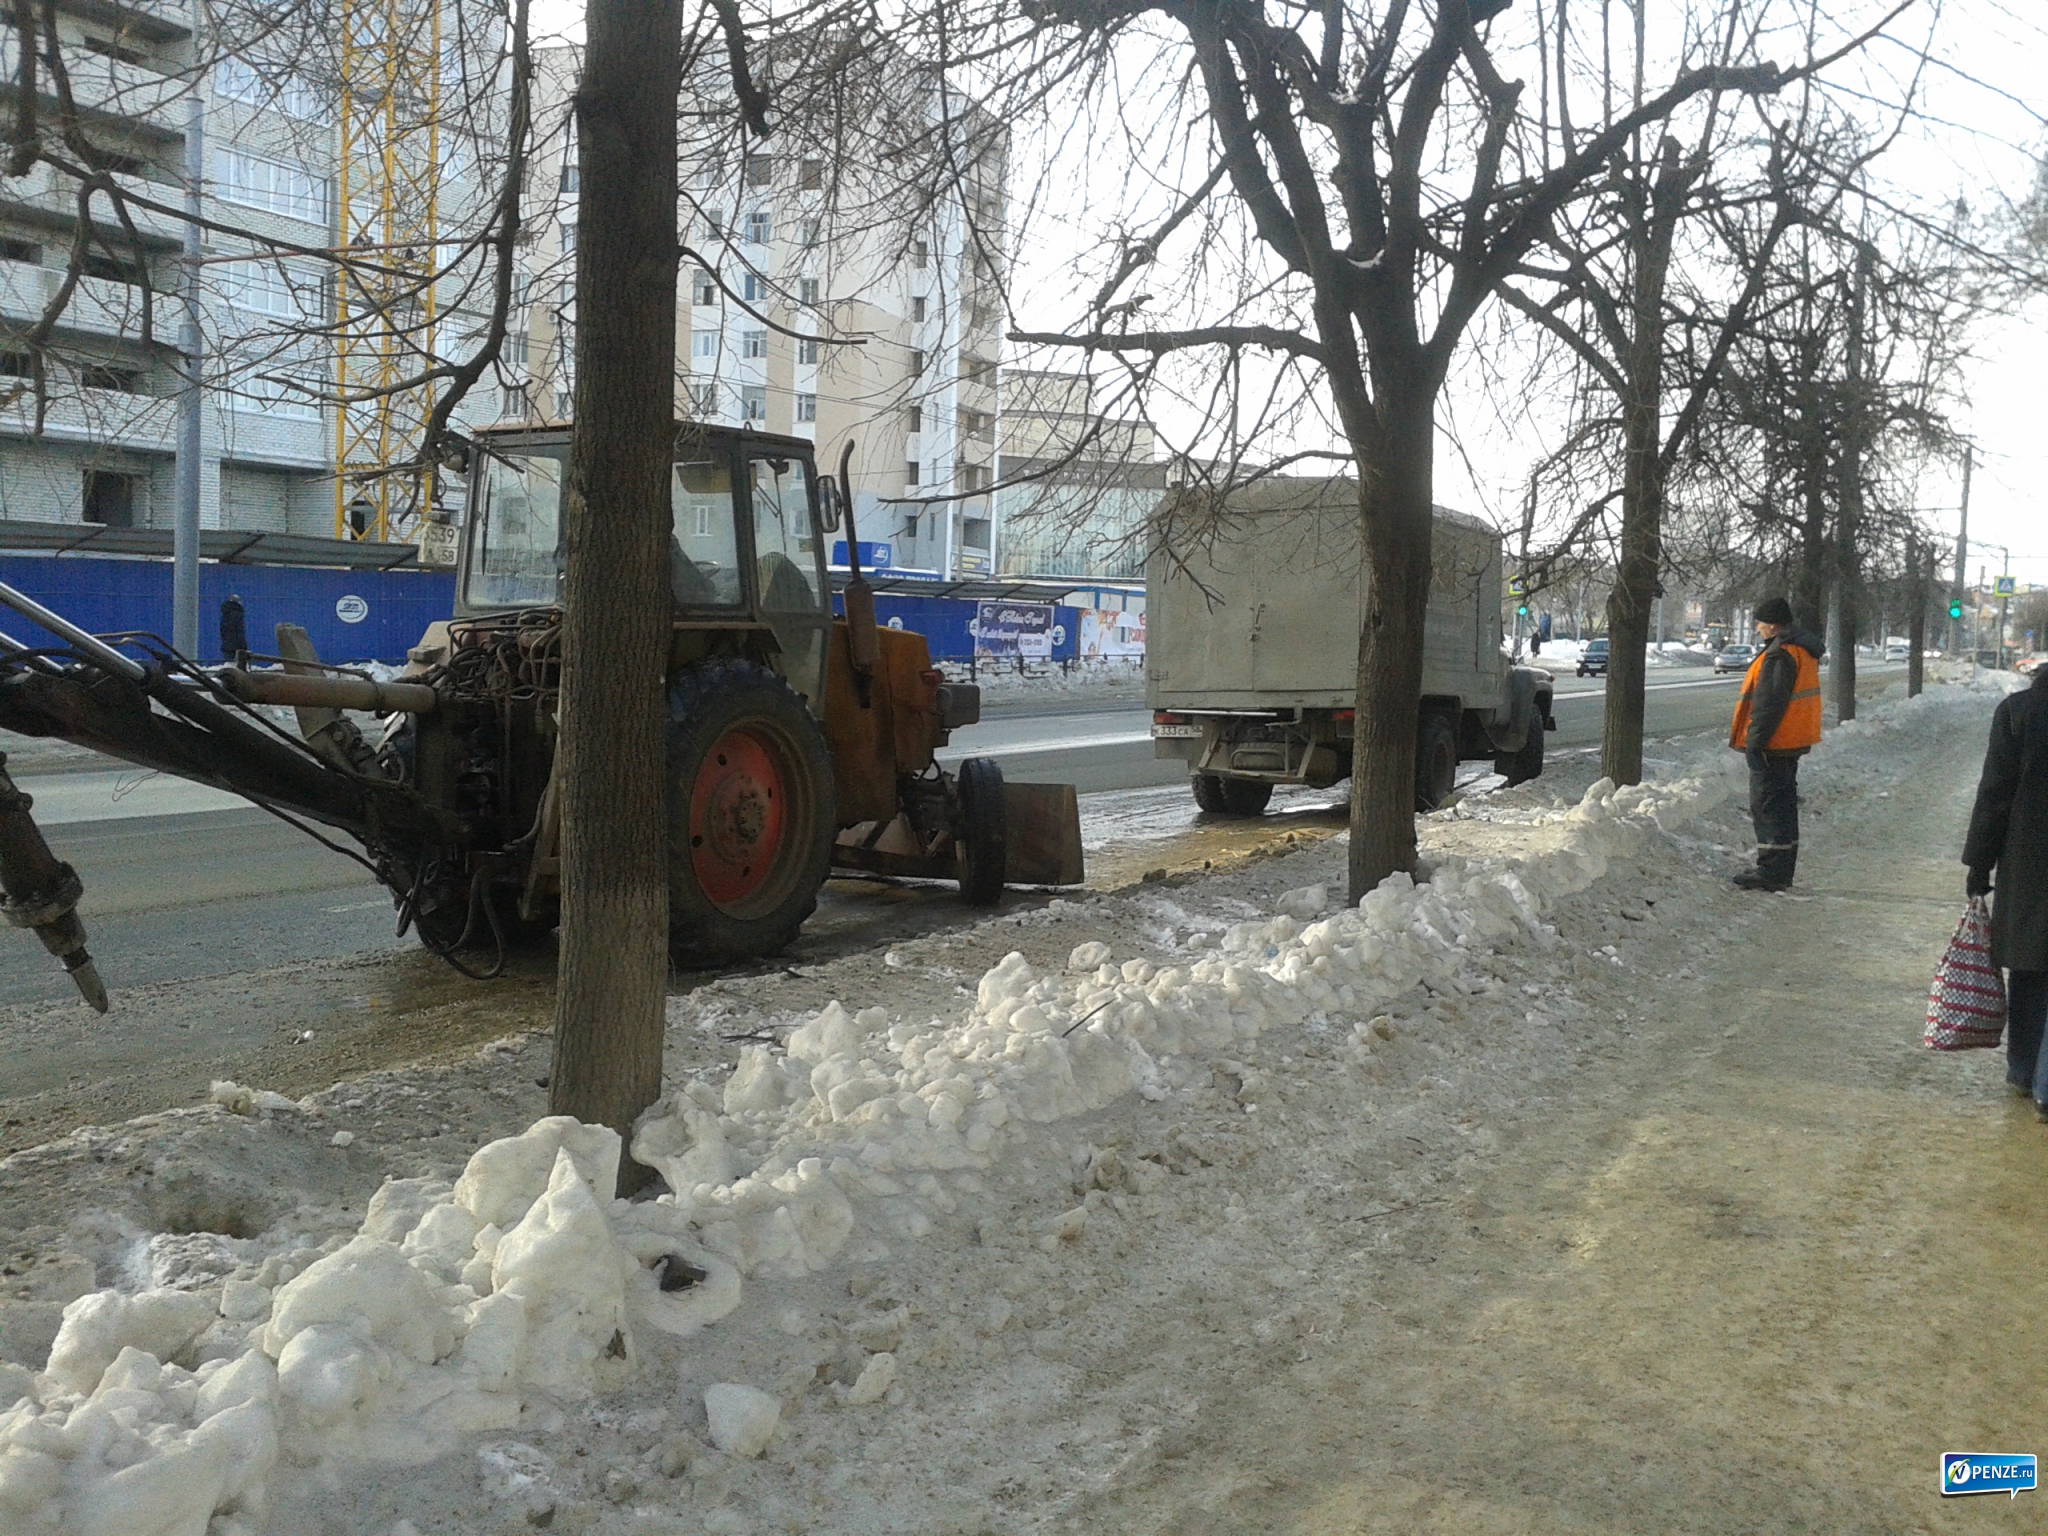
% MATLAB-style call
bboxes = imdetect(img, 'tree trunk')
[1347,393,1435,902]
[548,0,683,1192]
[1792,435,1829,632]
[1907,540,1926,699]
[1833,250,1869,722]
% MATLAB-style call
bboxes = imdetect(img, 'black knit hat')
[1754,597,1793,625]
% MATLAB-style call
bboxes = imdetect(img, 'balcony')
[0,31,191,140]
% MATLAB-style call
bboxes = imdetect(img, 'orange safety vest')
[1729,641,1822,751]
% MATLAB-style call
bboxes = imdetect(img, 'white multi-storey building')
[520,45,1006,577]
[0,0,493,539]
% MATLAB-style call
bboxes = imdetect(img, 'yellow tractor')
[0,422,1083,1004]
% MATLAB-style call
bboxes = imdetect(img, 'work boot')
[1731,867,1789,892]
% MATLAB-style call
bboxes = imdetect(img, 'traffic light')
[1949,598,1965,620]
[1516,604,1529,617]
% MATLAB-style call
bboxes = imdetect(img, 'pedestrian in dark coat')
[218,594,248,662]
[1963,666,2048,1113]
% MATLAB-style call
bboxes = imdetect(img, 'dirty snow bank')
[0,679,1999,1534]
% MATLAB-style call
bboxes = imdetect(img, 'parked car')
[1576,639,1609,677]
[1715,643,1758,675]
[1884,644,1910,662]
[2017,655,2046,677]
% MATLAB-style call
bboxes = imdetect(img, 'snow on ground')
[0,674,2016,1535]
[939,657,1146,705]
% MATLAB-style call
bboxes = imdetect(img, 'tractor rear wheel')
[955,757,1007,907]
[666,658,835,965]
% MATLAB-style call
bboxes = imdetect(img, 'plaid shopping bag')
[1924,896,2006,1050]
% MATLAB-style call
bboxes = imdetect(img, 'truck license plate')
[1151,723,1203,738]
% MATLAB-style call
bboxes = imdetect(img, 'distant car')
[2017,655,2046,677]
[1576,639,1609,677]
[1715,644,1758,675]
[1884,644,1909,662]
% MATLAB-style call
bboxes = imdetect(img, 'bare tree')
[981,0,1898,898]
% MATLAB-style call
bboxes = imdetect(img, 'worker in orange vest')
[1728,596,1825,890]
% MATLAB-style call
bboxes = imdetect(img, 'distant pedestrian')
[1728,596,1825,891]
[1963,664,2048,1113]
[218,594,248,662]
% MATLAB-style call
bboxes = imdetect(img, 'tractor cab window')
[467,449,565,608]
[749,455,820,612]
[671,460,743,607]
[749,454,828,706]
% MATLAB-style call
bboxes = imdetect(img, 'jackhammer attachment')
[0,754,105,1011]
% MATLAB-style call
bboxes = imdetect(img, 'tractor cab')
[459,423,834,709]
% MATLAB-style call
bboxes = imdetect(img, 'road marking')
[940,729,1153,760]
[320,899,388,914]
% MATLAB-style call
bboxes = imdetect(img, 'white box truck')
[1146,478,1554,813]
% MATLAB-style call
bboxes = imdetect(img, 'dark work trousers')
[1747,753,1802,884]
[2007,971,2048,1102]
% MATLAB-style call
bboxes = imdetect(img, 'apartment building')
[995,369,1166,581]
[520,45,1007,578]
[0,1,492,540]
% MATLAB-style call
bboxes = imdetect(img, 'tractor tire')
[1493,698,1548,786]
[1193,774,1272,816]
[955,756,1007,907]
[665,658,836,965]
[1414,713,1459,811]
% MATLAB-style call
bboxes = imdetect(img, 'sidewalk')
[1078,703,2037,1532]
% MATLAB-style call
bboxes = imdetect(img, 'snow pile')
[0,1117,740,1532]
[630,768,1732,1287]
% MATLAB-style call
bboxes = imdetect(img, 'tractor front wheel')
[955,757,1007,907]
[666,659,835,965]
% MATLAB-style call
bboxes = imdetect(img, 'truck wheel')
[1493,698,1548,786]
[955,757,1006,907]
[1192,774,1271,816]
[666,658,835,965]
[1414,714,1459,811]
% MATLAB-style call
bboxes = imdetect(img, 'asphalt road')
[0,665,1910,1009]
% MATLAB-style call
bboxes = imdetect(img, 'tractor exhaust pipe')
[0,756,105,1011]
[218,667,438,715]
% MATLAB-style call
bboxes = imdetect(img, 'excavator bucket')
[1001,781,1084,887]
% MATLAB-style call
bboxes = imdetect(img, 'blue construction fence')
[831,591,1142,665]
[0,554,455,664]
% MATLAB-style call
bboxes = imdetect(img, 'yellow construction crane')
[333,0,441,542]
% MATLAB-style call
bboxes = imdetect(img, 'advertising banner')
[973,601,1055,659]
[1078,607,1146,657]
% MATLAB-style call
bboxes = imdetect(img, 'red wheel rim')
[688,726,788,907]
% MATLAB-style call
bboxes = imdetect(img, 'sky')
[526,0,2045,584]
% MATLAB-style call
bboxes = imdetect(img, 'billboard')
[1078,607,1145,657]
[973,600,1055,659]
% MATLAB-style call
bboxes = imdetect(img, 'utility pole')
[1974,563,1984,681]
[1998,549,2011,670]
[1951,444,1971,654]
[1834,247,1869,722]
[1906,537,1926,698]
[171,60,205,658]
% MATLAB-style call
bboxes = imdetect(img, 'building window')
[81,251,145,287]
[799,217,821,248]
[800,277,819,305]
[559,220,576,255]
[0,350,32,378]
[903,513,919,539]
[742,273,765,302]
[744,209,771,245]
[82,471,136,527]
[741,385,766,421]
[218,148,331,224]
[742,329,767,359]
[692,269,717,306]
[912,296,926,322]
[221,260,306,318]
[904,460,919,486]
[500,381,529,418]
[799,157,824,190]
[560,148,579,194]
[0,237,38,264]
[215,58,323,120]
[796,392,817,423]
[963,517,991,551]
[689,381,718,415]
[235,371,320,421]
[797,337,819,365]
[911,240,928,269]
[745,154,774,188]
[906,404,922,432]
[909,349,925,374]
[79,363,145,393]
[691,331,717,360]
[703,208,724,240]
